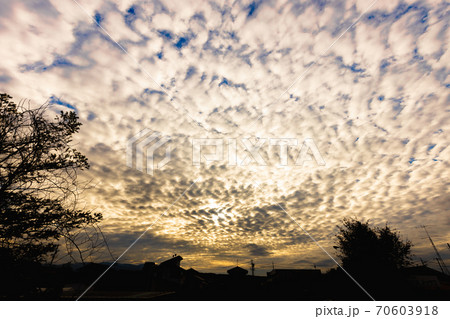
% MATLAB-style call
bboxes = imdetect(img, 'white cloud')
[0,0,449,272]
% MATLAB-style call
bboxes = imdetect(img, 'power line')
[419,225,450,276]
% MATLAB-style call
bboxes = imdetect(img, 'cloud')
[0,0,449,272]
[245,243,271,257]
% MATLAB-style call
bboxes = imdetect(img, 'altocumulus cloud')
[0,0,449,272]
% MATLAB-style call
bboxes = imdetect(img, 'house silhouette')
[227,266,248,277]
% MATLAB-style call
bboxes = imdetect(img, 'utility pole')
[420,225,450,275]
[251,260,255,276]
[436,258,445,274]
[420,258,426,266]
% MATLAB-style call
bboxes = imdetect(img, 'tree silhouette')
[0,93,102,266]
[333,218,413,298]
[335,218,412,272]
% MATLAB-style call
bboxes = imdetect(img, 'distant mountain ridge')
[65,262,144,271]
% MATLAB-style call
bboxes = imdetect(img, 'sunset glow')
[0,0,449,276]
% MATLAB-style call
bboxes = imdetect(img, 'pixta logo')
[192,138,325,167]
[126,129,171,175]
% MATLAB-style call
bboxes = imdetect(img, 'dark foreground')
[2,256,450,301]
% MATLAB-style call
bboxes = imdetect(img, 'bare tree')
[0,93,110,265]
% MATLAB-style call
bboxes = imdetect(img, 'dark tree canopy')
[0,93,102,265]
[334,218,413,274]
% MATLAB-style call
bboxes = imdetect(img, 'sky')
[0,0,449,275]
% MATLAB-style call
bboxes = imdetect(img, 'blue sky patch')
[175,37,189,49]
[124,6,137,27]
[52,56,75,68]
[427,144,436,151]
[158,30,173,40]
[87,112,97,121]
[94,12,103,24]
[143,89,165,95]
[247,1,260,17]
[336,57,366,74]
[185,66,197,80]
[49,96,77,111]
[219,78,229,87]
